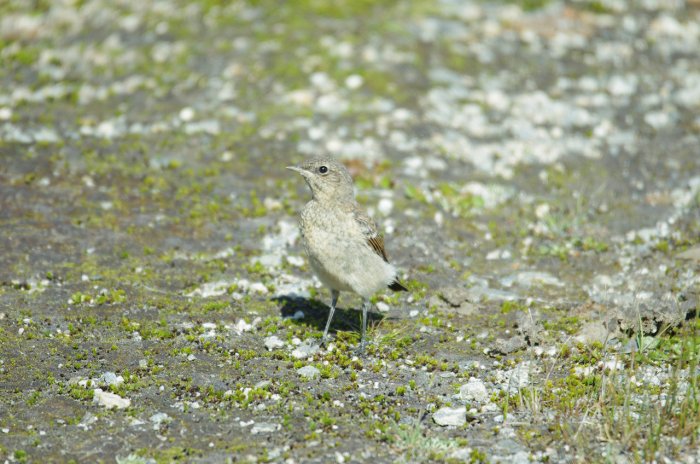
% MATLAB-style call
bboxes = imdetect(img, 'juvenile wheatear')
[287,156,407,351]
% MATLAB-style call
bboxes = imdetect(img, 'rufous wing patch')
[367,234,389,262]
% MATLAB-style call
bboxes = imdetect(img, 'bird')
[287,156,407,352]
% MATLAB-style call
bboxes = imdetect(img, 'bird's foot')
[353,340,368,357]
[319,334,332,348]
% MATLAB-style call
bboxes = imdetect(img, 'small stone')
[377,198,393,215]
[600,358,624,371]
[644,111,671,129]
[285,310,305,320]
[677,246,700,262]
[286,255,305,267]
[376,302,390,313]
[431,287,477,316]
[575,320,615,345]
[150,413,171,430]
[458,377,489,403]
[492,336,527,355]
[608,75,637,97]
[345,74,363,89]
[297,365,320,379]
[292,341,319,359]
[434,211,444,226]
[179,107,195,121]
[535,203,550,219]
[264,335,285,351]
[574,365,596,377]
[185,281,231,298]
[263,197,282,211]
[449,448,473,460]
[515,312,544,345]
[93,389,130,409]
[233,319,253,334]
[249,282,268,294]
[501,272,563,289]
[486,249,512,260]
[512,450,531,464]
[433,407,466,426]
[251,422,281,434]
[99,372,124,386]
[255,380,271,389]
[78,412,97,430]
[438,287,471,307]
[502,362,531,393]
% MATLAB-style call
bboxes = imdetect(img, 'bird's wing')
[351,206,389,263]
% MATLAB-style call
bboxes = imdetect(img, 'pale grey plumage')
[287,156,406,351]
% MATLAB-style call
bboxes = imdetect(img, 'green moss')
[200,300,229,313]
[69,292,92,305]
[580,0,614,13]
[575,236,609,253]
[66,385,94,402]
[500,301,526,314]
[139,446,203,464]
[13,450,28,464]
[404,183,427,203]
[542,316,581,336]
[405,279,429,301]
[654,240,670,253]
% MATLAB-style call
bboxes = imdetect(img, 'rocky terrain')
[1,0,699,462]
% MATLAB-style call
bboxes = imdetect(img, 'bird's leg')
[359,298,371,354]
[321,290,339,346]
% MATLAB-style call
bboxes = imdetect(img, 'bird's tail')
[388,280,408,292]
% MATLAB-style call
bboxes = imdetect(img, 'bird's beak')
[286,166,305,175]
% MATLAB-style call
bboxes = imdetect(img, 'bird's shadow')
[273,295,384,334]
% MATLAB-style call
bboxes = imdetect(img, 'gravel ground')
[1,0,699,463]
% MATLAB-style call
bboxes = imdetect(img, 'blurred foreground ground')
[1,0,699,462]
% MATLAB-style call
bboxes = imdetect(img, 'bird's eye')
[318,166,328,174]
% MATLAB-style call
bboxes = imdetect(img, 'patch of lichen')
[137,446,209,464]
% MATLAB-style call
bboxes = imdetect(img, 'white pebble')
[249,282,268,294]
[286,255,305,267]
[377,198,393,215]
[434,211,444,226]
[179,107,195,121]
[535,203,550,219]
[233,319,253,334]
[93,389,131,409]
[264,335,285,351]
[376,302,390,313]
[297,365,320,379]
[433,407,466,426]
[345,74,364,89]
[458,377,489,403]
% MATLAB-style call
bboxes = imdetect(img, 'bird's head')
[287,156,355,202]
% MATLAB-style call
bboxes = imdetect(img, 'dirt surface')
[1,0,699,463]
